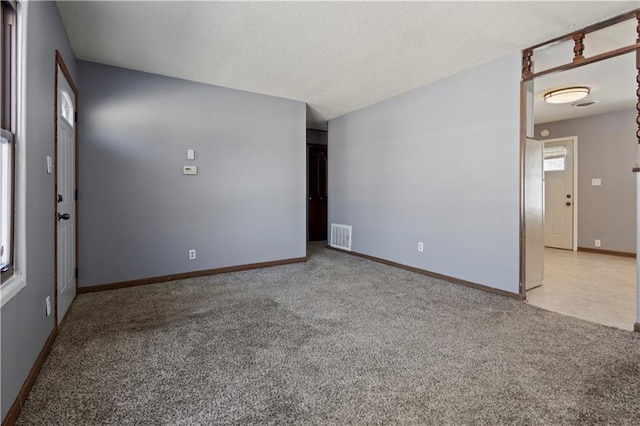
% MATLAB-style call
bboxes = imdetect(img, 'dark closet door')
[308,144,327,241]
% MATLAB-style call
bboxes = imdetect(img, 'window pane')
[544,157,565,172]
[2,2,16,132]
[61,90,74,127]
[1,138,11,269]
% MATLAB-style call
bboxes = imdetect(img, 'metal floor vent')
[330,224,352,251]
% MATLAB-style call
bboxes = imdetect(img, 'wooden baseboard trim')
[328,246,523,300]
[2,398,20,426]
[2,326,58,426]
[634,322,640,333]
[77,256,308,294]
[577,247,636,258]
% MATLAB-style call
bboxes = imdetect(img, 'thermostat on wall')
[183,166,198,175]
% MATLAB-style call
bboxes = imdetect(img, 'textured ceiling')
[56,1,640,130]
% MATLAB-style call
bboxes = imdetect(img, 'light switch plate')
[46,155,54,174]
[187,149,195,160]
[592,178,601,186]
[183,166,198,175]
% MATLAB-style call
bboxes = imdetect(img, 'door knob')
[566,202,572,206]
[57,213,70,221]
[566,194,571,199]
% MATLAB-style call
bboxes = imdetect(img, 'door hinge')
[74,267,78,279]
[74,111,78,123]
[74,189,78,201]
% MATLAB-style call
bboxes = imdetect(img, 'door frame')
[543,136,578,251]
[307,143,328,242]
[518,8,639,303]
[54,50,78,325]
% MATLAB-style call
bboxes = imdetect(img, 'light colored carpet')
[17,243,640,424]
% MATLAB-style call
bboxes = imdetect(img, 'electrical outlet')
[417,242,424,252]
[45,296,51,316]
[189,249,196,260]
[595,239,601,247]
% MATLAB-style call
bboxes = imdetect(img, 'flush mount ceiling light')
[544,87,590,104]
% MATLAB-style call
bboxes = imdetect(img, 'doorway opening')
[521,13,638,331]
[307,129,328,242]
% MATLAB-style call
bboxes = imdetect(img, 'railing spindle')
[522,49,533,80]
[572,32,585,63]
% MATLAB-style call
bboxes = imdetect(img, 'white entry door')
[544,139,574,250]
[57,64,76,323]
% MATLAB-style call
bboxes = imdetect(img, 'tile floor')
[526,248,637,331]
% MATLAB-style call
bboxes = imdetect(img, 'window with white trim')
[543,146,566,172]
[1,0,17,281]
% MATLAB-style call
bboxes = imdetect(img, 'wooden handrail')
[525,43,639,81]
[524,9,638,52]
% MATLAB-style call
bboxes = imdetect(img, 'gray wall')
[328,53,521,294]
[535,109,637,253]
[78,62,306,287]
[1,2,77,420]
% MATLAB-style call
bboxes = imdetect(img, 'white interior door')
[57,65,76,322]
[544,139,574,250]
[525,138,544,290]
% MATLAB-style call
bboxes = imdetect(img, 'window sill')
[1,273,25,307]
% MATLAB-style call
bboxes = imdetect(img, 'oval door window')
[61,90,74,127]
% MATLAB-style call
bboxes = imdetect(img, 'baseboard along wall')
[2,327,58,426]
[577,247,636,258]
[328,246,523,301]
[78,256,307,294]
